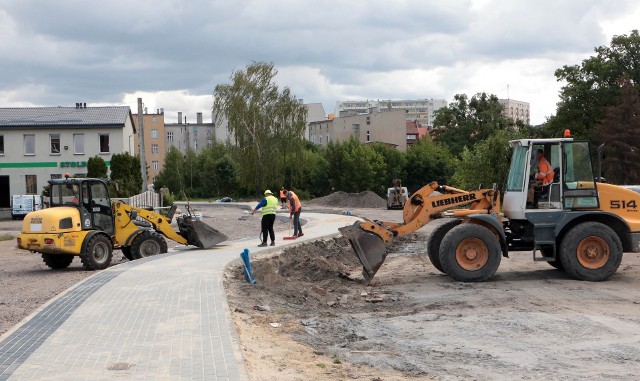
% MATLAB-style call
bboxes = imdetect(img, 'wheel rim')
[139,240,161,257]
[92,242,109,263]
[576,236,609,269]
[455,238,489,271]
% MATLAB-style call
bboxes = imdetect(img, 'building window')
[151,144,159,154]
[25,175,37,194]
[193,127,198,135]
[99,134,109,153]
[151,129,158,139]
[50,134,61,155]
[207,128,212,136]
[207,139,212,147]
[152,160,159,170]
[194,140,198,150]
[167,131,174,142]
[24,134,35,155]
[0,135,4,155]
[51,174,62,180]
[367,130,370,142]
[73,134,84,154]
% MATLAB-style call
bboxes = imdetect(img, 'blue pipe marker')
[240,248,256,285]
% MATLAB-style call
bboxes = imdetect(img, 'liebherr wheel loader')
[16,176,227,270]
[341,135,640,282]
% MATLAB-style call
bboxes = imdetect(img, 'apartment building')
[132,110,166,183]
[165,112,216,155]
[498,99,530,125]
[335,98,447,129]
[0,105,135,207]
[308,109,407,151]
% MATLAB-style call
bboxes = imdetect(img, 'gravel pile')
[308,191,386,209]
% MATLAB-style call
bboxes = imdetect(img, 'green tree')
[370,142,405,181]
[432,92,515,156]
[213,154,238,196]
[324,138,387,194]
[596,80,640,184]
[109,153,142,197]
[403,139,456,191]
[213,61,307,194]
[154,146,185,196]
[452,130,518,190]
[87,156,108,178]
[299,148,331,198]
[546,30,640,142]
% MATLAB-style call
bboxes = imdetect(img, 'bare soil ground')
[0,205,281,336]
[225,210,640,381]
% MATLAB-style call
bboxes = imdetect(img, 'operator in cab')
[534,149,555,192]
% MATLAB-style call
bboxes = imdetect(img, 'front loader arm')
[113,201,189,246]
[339,181,501,281]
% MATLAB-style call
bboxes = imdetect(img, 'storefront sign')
[59,161,87,168]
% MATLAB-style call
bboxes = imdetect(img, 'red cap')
[563,129,571,138]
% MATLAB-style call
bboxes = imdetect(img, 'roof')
[406,121,420,135]
[0,106,133,128]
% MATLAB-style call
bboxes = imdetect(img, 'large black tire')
[439,224,502,282]
[41,253,74,269]
[121,247,134,261]
[130,231,167,260]
[541,247,564,271]
[80,234,113,270]
[559,222,622,281]
[426,219,462,273]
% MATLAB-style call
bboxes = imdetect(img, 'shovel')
[283,220,297,240]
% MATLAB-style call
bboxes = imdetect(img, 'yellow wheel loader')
[16,177,227,270]
[341,135,640,282]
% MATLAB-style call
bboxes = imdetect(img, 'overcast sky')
[1,0,639,124]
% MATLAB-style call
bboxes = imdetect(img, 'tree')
[452,130,518,190]
[299,148,331,198]
[154,146,185,196]
[370,142,405,181]
[546,30,640,142]
[213,154,238,196]
[213,61,308,194]
[402,139,456,192]
[109,153,142,197]
[432,92,515,156]
[87,156,108,178]
[324,138,387,194]
[597,80,640,184]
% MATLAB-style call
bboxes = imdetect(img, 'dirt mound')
[308,191,386,209]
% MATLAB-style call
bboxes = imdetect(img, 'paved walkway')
[0,212,359,380]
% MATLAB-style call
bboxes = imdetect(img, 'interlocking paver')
[0,212,358,380]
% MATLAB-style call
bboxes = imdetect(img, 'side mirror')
[130,210,138,220]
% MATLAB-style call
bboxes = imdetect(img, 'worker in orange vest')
[285,189,303,237]
[533,149,555,200]
[279,187,288,209]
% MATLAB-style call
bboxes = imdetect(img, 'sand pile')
[308,191,386,209]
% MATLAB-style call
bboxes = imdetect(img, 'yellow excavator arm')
[340,181,500,281]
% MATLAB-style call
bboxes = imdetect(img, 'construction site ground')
[2,199,640,380]
[225,207,640,381]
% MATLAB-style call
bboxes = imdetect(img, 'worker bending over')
[279,187,288,209]
[285,189,304,238]
[251,189,279,247]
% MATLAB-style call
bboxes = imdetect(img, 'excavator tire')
[439,223,501,282]
[41,254,74,269]
[121,247,134,261]
[426,219,461,273]
[80,234,113,270]
[559,222,622,281]
[131,231,167,260]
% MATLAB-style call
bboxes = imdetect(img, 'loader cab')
[49,178,114,235]
[503,138,599,220]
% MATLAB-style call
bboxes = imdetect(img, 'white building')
[498,99,530,125]
[0,105,135,207]
[335,98,447,129]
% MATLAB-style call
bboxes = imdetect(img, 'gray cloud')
[0,0,638,123]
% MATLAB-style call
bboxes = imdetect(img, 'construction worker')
[251,189,278,247]
[284,189,303,237]
[279,187,288,209]
[533,149,555,200]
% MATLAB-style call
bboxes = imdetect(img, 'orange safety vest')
[279,190,286,199]
[536,157,554,186]
[289,191,301,213]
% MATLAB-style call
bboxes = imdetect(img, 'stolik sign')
[59,161,87,168]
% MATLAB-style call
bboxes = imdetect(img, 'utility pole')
[137,98,148,192]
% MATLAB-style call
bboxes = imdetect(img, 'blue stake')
[240,248,256,285]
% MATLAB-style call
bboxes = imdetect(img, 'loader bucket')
[177,215,228,248]
[339,222,389,282]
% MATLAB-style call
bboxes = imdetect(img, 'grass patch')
[332,357,342,365]
[316,363,326,369]
[0,234,14,241]
[275,309,287,315]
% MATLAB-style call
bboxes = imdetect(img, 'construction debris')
[308,191,386,209]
